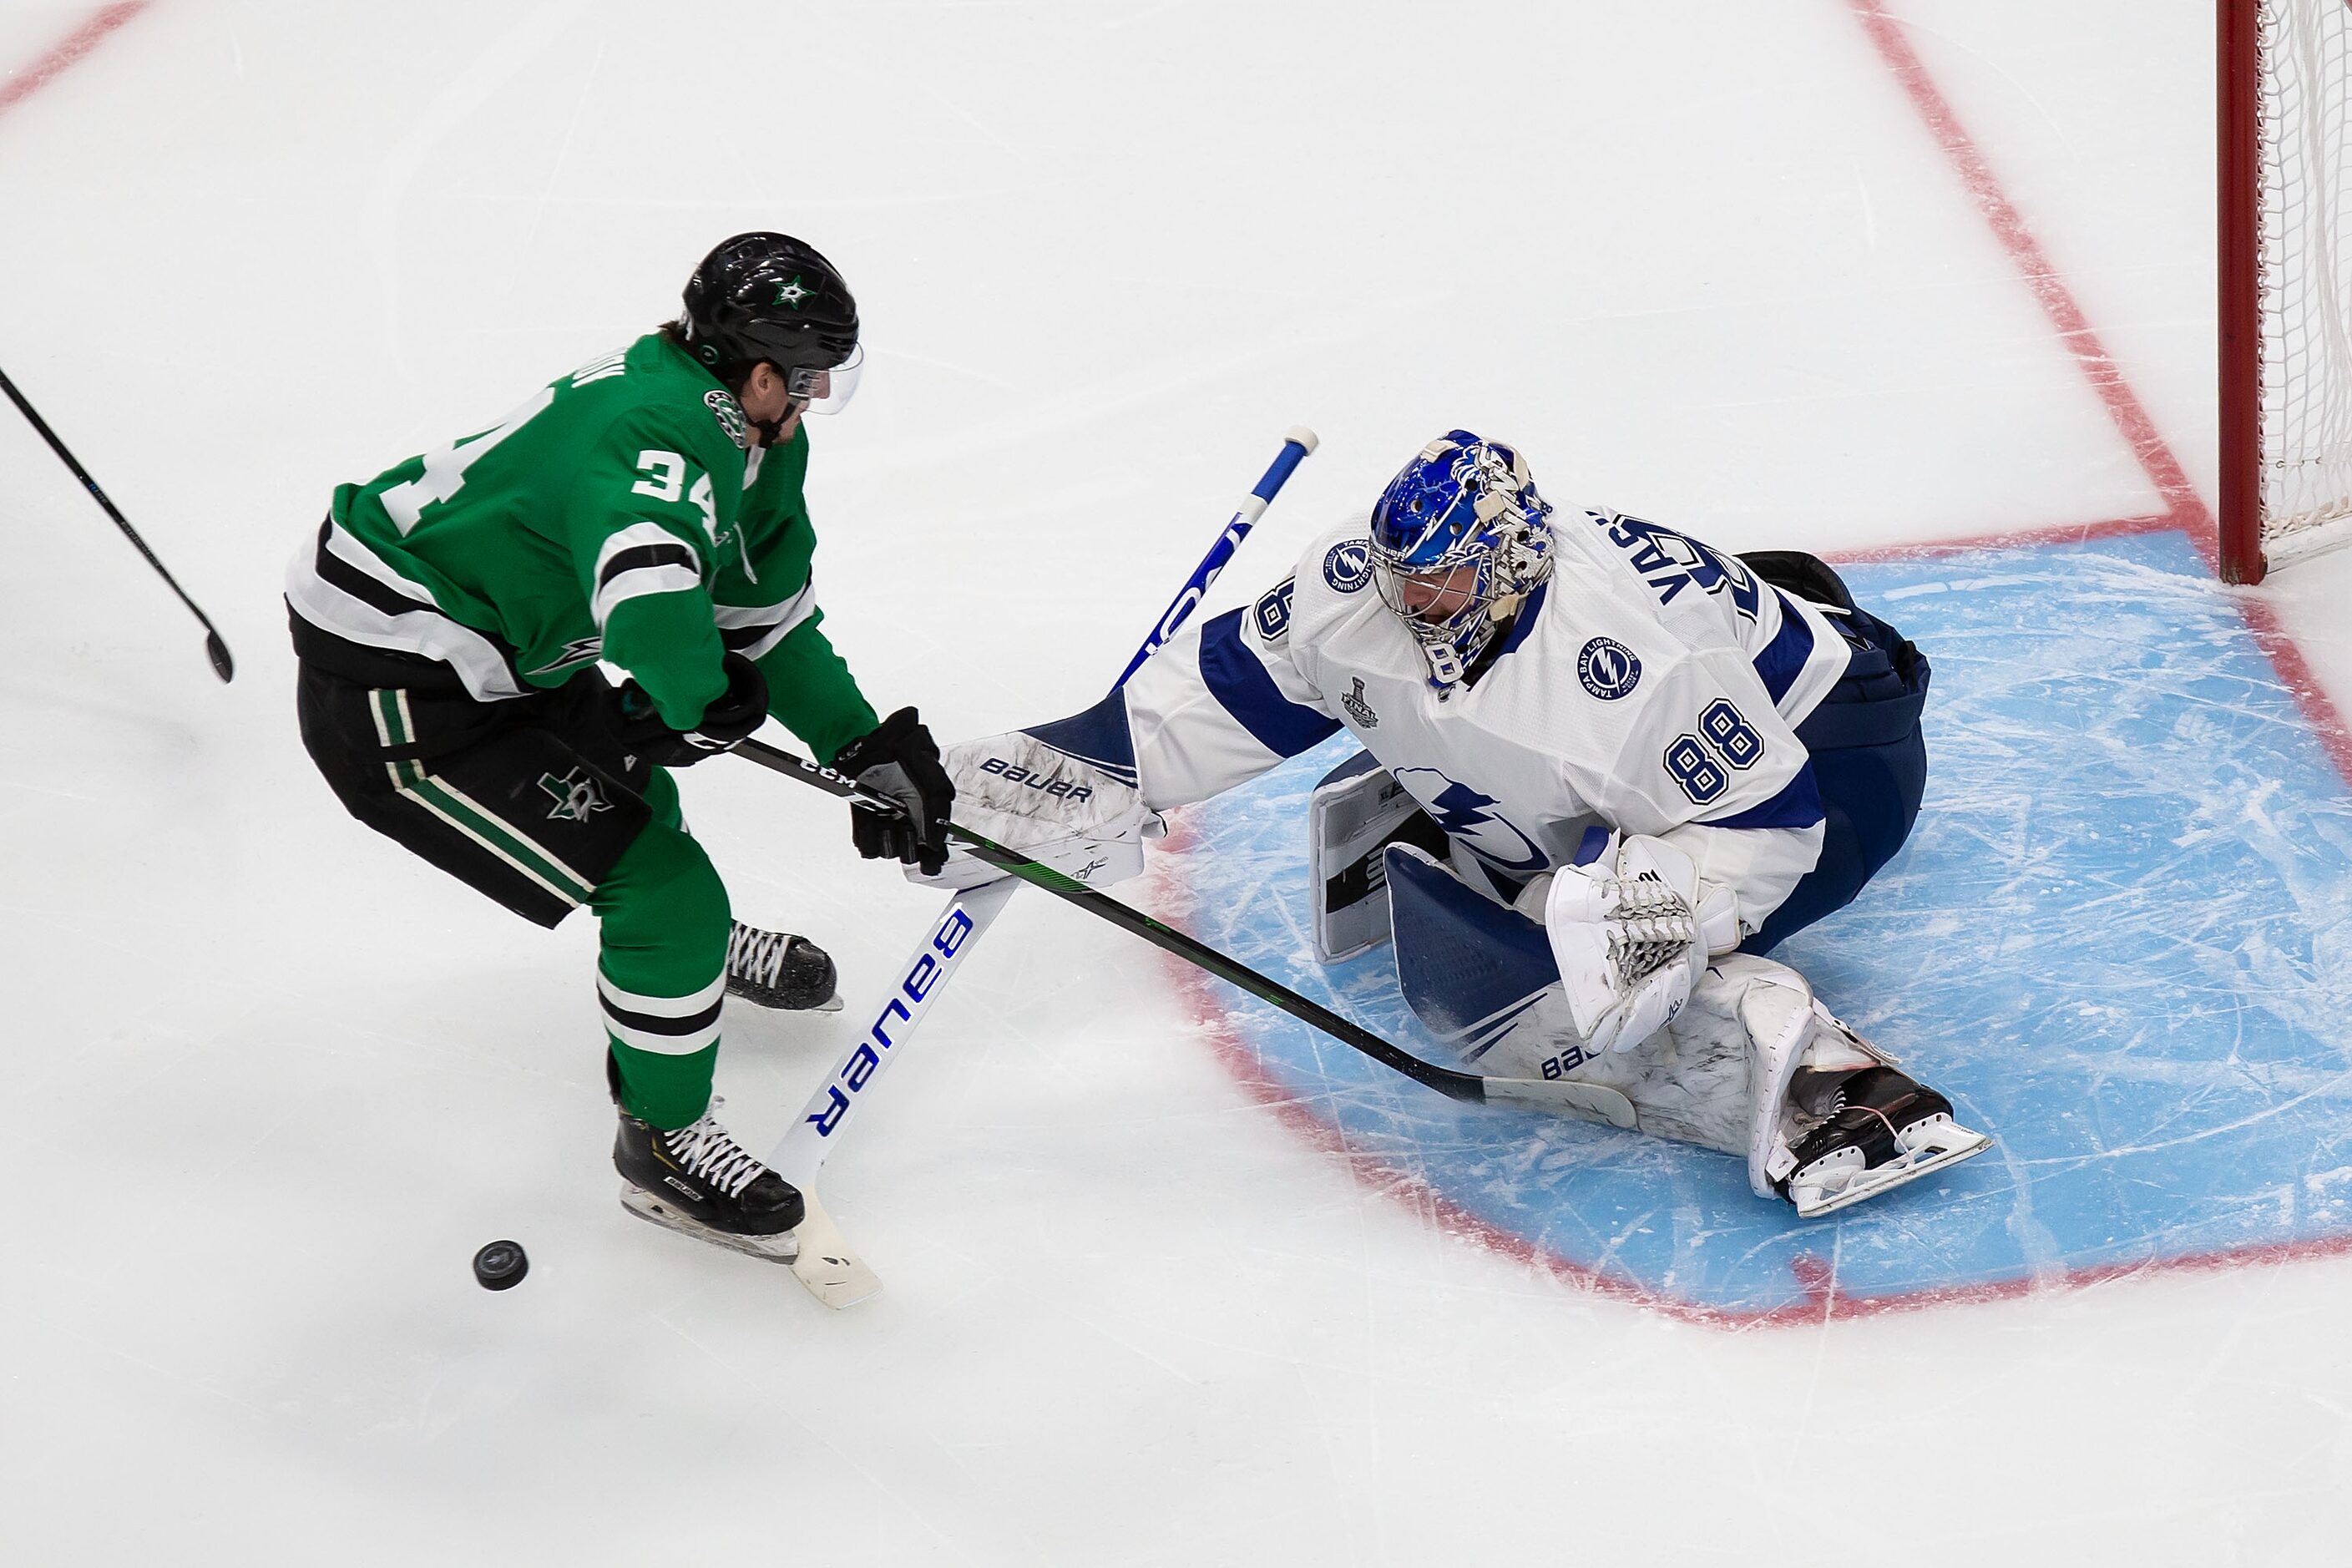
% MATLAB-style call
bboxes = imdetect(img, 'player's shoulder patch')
[1577,635,1641,701]
[1322,538,1373,594]
[704,390,750,450]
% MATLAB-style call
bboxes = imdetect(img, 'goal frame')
[2218,0,2265,584]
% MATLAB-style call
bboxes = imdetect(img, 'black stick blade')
[205,631,235,683]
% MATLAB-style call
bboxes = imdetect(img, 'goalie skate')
[1776,1067,1990,1218]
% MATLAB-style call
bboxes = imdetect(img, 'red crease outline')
[0,3,149,124]
[1151,3,2352,1328]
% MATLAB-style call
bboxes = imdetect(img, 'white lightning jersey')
[1119,509,1855,936]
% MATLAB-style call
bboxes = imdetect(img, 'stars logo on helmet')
[772,276,812,310]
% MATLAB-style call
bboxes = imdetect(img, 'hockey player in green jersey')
[286,233,954,1262]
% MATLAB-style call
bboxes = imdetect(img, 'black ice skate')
[724,922,840,1012]
[615,1104,806,1263]
[1774,1066,1990,1218]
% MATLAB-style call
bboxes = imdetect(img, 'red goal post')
[2220,0,2352,584]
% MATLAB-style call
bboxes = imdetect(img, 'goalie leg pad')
[1718,953,1894,1198]
[1727,957,1822,1199]
[1387,842,1561,1051]
[1386,874,1990,1207]
[1715,953,1989,1211]
[1310,752,1447,963]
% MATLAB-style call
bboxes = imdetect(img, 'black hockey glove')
[831,707,955,876]
[613,652,769,767]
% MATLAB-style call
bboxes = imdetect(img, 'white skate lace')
[1851,1103,1904,1141]
[726,923,791,988]
[661,1108,768,1198]
[1606,874,1698,984]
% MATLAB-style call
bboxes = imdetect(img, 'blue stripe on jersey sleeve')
[1700,761,1825,831]
[1197,607,1342,759]
[1752,589,1819,706]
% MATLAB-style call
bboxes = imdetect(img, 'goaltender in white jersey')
[931,431,1987,1217]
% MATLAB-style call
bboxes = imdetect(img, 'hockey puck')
[472,1240,529,1291]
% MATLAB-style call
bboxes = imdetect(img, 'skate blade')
[1790,1124,1992,1219]
[726,984,844,1014]
[618,1182,802,1264]
[787,1191,883,1309]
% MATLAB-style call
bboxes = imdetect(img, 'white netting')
[2260,0,2352,545]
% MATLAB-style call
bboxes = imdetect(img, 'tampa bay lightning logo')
[1577,636,1641,701]
[1323,539,1373,594]
[1393,767,1550,874]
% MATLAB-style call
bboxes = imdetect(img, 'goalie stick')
[1,362,235,682]
[1111,426,1317,688]
[766,876,1017,1307]
[766,428,1323,1308]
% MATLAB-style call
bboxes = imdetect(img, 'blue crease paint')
[1165,531,2352,1317]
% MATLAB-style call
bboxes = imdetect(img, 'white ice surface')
[5,2,2352,1563]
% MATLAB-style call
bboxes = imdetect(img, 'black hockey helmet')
[680,232,860,398]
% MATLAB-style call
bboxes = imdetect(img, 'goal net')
[2222,0,2352,583]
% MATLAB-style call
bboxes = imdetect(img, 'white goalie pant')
[1459,955,1881,1200]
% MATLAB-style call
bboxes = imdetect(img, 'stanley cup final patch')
[1577,637,1641,701]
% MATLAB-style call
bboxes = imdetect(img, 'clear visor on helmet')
[787,343,863,415]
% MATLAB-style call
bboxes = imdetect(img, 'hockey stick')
[768,875,1017,1307]
[776,425,1323,1177]
[766,428,1325,1306]
[736,736,1638,1128]
[1110,427,1318,688]
[0,363,235,682]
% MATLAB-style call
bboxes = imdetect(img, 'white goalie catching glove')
[912,729,1159,891]
[1530,837,1743,1055]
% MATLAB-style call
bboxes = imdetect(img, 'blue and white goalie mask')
[1368,430,1556,690]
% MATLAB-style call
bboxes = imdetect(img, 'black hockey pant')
[295,663,732,1129]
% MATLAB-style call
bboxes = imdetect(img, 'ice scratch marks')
[1169,532,2352,1318]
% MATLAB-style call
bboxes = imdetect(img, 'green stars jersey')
[286,331,878,763]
